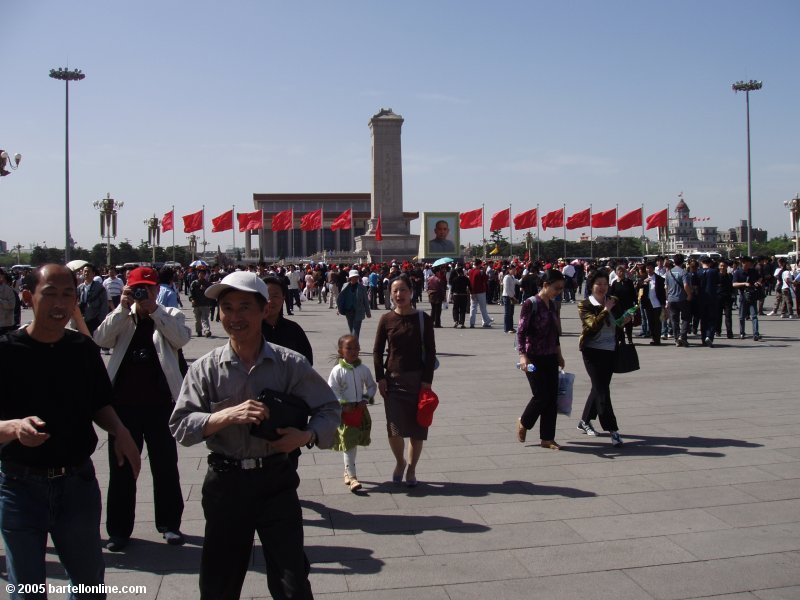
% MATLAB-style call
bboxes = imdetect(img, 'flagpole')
[202,205,206,261]
[536,203,540,260]
[615,204,620,257]
[379,211,383,265]
[291,209,295,261]
[562,203,566,261]
[508,203,512,259]
[482,203,486,260]
[318,203,322,257]
[350,203,354,252]
[640,203,645,254]
[589,203,594,260]
[171,205,175,263]
[231,205,235,264]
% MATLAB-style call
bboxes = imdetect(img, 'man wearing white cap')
[170,271,339,599]
[337,269,372,339]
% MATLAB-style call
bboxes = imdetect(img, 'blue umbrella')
[432,257,454,267]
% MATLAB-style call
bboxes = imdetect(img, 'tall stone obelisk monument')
[356,108,419,256]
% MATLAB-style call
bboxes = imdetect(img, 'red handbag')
[341,403,365,427]
[416,388,439,427]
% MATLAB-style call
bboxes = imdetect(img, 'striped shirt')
[103,276,124,298]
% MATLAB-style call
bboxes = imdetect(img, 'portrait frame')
[419,212,460,259]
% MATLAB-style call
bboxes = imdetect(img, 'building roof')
[675,199,689,211]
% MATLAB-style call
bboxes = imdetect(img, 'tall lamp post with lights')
[93,193,123,268]
[49,67,86,261]
[731,79,762,256]
[188,234,197,261]
[785,194,800,265]
[0,150,22,177]
[145,215,161,264]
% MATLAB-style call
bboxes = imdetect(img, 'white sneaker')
[577,420,598,436]
[766,311,775,316]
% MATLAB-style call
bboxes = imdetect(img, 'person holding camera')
[94,267,191,552]
[732,256,763,341]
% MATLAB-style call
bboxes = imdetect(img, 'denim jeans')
[345,313,364,339]
[739,299,760,337]
[469,292,491,327]
[0,461,104,600]
[502,296,516,332]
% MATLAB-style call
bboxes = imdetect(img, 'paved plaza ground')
[3,296,800,599]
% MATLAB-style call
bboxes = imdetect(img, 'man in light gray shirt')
[170,271,339,599]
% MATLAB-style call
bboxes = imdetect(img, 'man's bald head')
[27,264,78,293]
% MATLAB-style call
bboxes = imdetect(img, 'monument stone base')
[355,234,420,260]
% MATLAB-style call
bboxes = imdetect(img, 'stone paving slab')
[2,298,799,599]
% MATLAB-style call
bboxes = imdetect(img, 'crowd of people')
[0,251,798,599]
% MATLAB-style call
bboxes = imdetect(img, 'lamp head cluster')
[732,80,762,93]
[0,150,22,176]
[49,68,86,82]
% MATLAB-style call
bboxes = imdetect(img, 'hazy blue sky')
[2,0,799,252]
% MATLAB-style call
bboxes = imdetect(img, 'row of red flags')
[162,207,383,238]
[459,206,669,232]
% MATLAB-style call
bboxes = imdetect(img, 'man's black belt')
[0,459,87,479]
[207,452,288,472]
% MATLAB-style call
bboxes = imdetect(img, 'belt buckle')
[240,458,258,470]
[47,467,67,478]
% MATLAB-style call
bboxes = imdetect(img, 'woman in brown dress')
[373,274,436,487]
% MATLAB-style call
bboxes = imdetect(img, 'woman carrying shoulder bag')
[516,269,566,450]
[577,269,632,447]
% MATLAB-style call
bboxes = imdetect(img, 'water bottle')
[516,362,536,372]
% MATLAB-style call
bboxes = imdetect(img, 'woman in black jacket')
[610,265,636,344]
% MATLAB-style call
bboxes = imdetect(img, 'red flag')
[459,207,483,229]
[237,210,263,232]
[591,208,616,228]
[162,210,174,233]
[375,215,383,241]
[646,208,668,230]
[617,208,643,231]
[490,208,510,230]
[182,209,204,233]
[211,209,233,233]
[513,208,537,230]
[330,208,352,231]
[271,208,293,232]
[541,208,564,230]
[566,208,591,230]
[300,209,322,232]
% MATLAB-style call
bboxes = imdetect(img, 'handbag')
[613,338,640,374]
[416,388,439,427]
[341,403,365,427]
[250,388,310,441]
[556,370,575,416]
[418,310,440,370]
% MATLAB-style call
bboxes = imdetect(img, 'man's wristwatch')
[305,429,317,449]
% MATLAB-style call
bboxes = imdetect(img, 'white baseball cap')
[205,271,269,301]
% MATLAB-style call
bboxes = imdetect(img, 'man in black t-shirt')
[0,264,140,598]
[732,256,763,341]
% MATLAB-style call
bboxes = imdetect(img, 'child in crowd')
[328,334,375,492]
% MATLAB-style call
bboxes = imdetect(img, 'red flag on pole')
[490,208,510,230]
[161,210,174,233]
[330,208,352,231]
[300,209,322,232]
[182,209,204,233]
[237,210,263,232]
[617,208,643,231]
[211,209,233,233]
[271,209,293,232]
[645,208,668,230]
[541,208,564,230]
[566,208,591,230]
[459,207,483,229]
[513,208,537,230]
[591,209,616,228]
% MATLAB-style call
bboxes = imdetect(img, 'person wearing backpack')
[665,254,693,347]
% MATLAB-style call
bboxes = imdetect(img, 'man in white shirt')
[103,266,125,310]
[286,265,303,313]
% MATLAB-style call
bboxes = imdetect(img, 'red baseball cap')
[127,267,158,286]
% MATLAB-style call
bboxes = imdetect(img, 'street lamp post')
[731,79,762,257]
[145,215,161,264]
[49,67,86,261]
[785,193,800,265]
[93,193,123,268]
[0,150,22,177]
[188,235,197,261]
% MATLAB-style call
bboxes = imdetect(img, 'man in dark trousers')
[0,264,140,599]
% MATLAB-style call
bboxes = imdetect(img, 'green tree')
[117,241,140,264]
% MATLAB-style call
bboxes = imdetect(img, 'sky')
[2,0,799,253]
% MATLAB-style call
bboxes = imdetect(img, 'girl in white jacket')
[327,334,376,492]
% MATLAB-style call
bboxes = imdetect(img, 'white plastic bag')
[557,370,575,416]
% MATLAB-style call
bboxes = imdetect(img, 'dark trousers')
[520,353,559,441]
[200,458,312,600]
[107,403,184,540]
[645,306,662,344]
[503,296,516,332]
[716,296,733,337]
[669,300,691,342]
[739,299,760,336]
[430,302,442,327]
[581,347,619,432]
[370,287,378,309]
[452,294,468,325]
[700,297,718,343]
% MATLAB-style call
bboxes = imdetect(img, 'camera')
[132,285,149,301]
